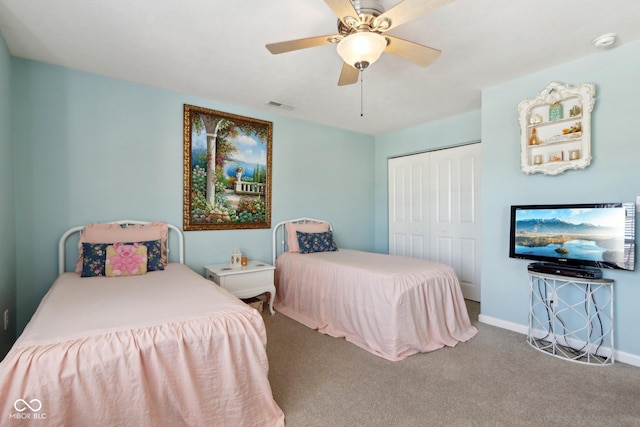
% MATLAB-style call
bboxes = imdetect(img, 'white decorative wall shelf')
[517,82,596,175]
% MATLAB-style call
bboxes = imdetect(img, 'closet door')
[388,143,481,301]
[388,151,430,259]
[429,144,481,301]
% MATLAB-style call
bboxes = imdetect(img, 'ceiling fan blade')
[384,35,441,66]
[324,0,359,26]
[266,35,338,55]
[338,62,359,86]
[375,0,455,32]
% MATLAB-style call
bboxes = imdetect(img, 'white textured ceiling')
[1,0,639,135]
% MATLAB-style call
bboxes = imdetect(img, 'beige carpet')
[262,301,640,426]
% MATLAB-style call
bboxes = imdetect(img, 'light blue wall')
[0,33,16,357]
[481,40,640,358]
[12,60,374,332]
[372,110,482,253]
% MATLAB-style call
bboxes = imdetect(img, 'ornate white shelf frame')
[517,82,596,175]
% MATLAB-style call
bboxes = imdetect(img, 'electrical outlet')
[546,291,556,309]
[3,309,8,330]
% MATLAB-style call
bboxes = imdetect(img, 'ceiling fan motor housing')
[352,0,384,16]
[338,0,386,35]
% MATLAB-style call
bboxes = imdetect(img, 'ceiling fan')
[266,0,453,86]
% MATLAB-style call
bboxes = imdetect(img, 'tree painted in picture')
[190,113,269,225]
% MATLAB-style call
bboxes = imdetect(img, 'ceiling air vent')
[267,100,296,111]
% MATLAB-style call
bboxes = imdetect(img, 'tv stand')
[528,270,614,365]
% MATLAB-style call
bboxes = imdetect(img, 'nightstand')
[204,260,276,314]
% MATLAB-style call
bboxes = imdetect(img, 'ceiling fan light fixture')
[337,32,386,70]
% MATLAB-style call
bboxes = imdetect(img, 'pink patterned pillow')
[285,221,330,253]
[75,222,168,273]
[105,243,148,277]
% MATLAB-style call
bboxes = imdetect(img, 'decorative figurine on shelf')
[569,105,582,117]
[562,122,582,135]
[528,128,540,145]
[549,102,563,121]
[529,114,543,126]
[549,151,563,162]
[569,150,581,160]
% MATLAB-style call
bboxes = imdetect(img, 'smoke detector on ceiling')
[592,33,617,49]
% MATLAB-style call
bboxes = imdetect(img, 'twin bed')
[1,217,477,425]
[0,221,284,426]
[272,218,478,361]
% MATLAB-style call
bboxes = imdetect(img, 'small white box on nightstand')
[204,260,276,314]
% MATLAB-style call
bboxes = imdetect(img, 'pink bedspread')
[0,264,284,426]
[274,249,477,361]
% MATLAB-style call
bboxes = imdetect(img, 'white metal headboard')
[58,220,184,274]
[272,217,333,265]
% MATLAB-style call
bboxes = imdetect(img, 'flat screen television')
[509,202,636,271]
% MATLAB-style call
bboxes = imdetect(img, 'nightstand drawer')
[215,269,273,294]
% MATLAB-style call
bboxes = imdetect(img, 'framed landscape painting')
[183,104,272,230]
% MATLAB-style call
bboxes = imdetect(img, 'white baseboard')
[614,349,640,367]
[478,314,528,335]
[477,314,640,367]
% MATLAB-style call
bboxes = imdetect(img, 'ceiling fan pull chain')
[360,71,364,117]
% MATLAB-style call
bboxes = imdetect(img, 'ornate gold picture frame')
[183,104,272,230]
